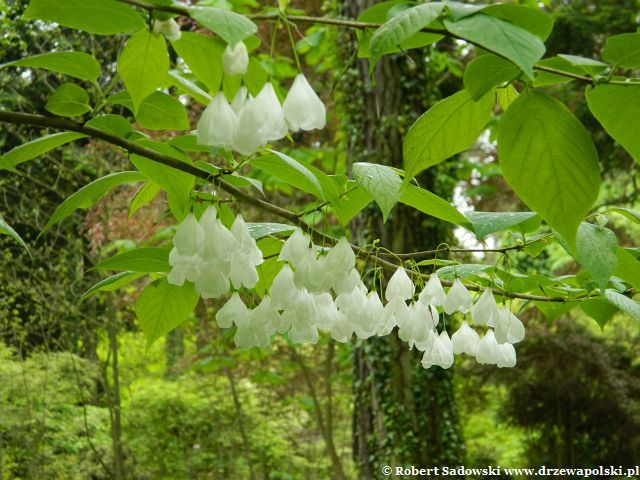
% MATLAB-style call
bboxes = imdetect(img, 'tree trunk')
[336,1,466,477]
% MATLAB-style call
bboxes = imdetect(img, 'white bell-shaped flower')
[197,92,238,148]
[229,256,259,290]
[282,74,326,132]
[335,284,367,315]
[278,228,312,267]
[195,260,231,299]
[475,330,500,365]
[385,267,415,302]
[353,292,383,339]
[173,213,204,256]
[216,292,248,328]
[496,343,517,368]
[269,265,299,310]
[324,237,355,278]
[168,248,200,286]
[421,331,454,369]
[153,18,181,41]
[199,206,235,263]
[332,268,362,295]
[235,297,278,348]
[294,251,328,293]
[231,87,249,114]
[451,321,480,356]
[443,279,473,315]
[494,307,525,344]
[288,322,319,344]
[329,311,354,343]
[418,274,447,307]
[230,215,263,266]
[471,289,500,326]
[312,293,338,330]
[397,302,432,348]
[222,41,249,76]
[254,83,288,142]
[233,96,267,155]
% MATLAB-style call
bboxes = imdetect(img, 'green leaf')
[369,3,444,63]
[23,0,144,35]
[403,90,493,180]
[604,289,640,322]
[481,3,554,40]
[444,14,546,79]
[0,132,86,172]
[129,182,161,218]
[95,247,171,272]
[85,115,134,138]
[586,85,640,165]
[332,185,373,226]
[463,54,520,101]
[465,211,538,239]
[171,32,225,93]
[614,247,640,290]
[1,51,101,82]
[609,207,640,225]
[41,171,146,235]
[534,301,578,323]
[602,32,640,69]
[135,278,199,347]
[112,90,189,131]
[246,223,296,239]
[556,54,609,76]
[496,84,518,111]
[80,271,144,302]
[352,162,402,221]
[253,152,324,199]
[580,298,619,329]
[399,184,470,227]
[168,70,212,105]
[189,6,257,46]
[45,83,91,117]
[118,29,169,113]
[497,90,600,250]
[575,222,617,289]
[437,264,493,280]
[222,174,264,196]
[0,216,31,256]
[533,56,585,86]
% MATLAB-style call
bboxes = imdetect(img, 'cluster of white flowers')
[197,42,326,155]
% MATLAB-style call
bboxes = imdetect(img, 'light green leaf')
[534,301,578,323]
[253,151,324,199]
[604,289,640,322]
[352,162,402,221]
[437,264,493,280]
[0,132,86,172]
[171,32,225,93]
[23,0,144,35]
[481,3,554,40]
[444,14,546,78]
[496,84,519,111]
[167,70,212,105]
[95,247,171,272]
[399,184,470,227]
[575,222,617,289]
[247,223,296,239]
[580,298,619,330]
[497,90,600,250]
[614,247,640,290]
[463,54,520,101]
[129,182,161,218]
[332,184,373,226]
[85,115,134,138]
[557,54,609,76]
[0,216,31,256]
[135,278,199,347]
[189,6,257,46]
[465,211,538,238]
[118,29,169,113]
[602,32,640,68]
[586,85,640,165]
[1,51,101,82]
[45,83,91,117]
[222,174,264,196]
[533,56,585,86]
[41,171,145,235]
[80,271,144,302]
[110,90,189,131]
[609,207,640,225]
[404,89,493,180]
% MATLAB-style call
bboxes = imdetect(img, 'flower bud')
[222,41,249,76]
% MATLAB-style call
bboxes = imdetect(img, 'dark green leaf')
[465,211,538,238]
[603,33,640,68]
[0,132,86,172]
[1,51,101,82]
[80,271,145,302]
[399,184,470,227]
[45,83,91,117]
[189,6,257,46]
[463,54,520,101]
[95,247,171,272]
[352,162,402,221]
[575,222,617,289]
[0,216,31,256]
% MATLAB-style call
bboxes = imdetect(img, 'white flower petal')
[471,288,500,326]
[283,74,326,132]
[385,267,415,302]
[451,321,480,356]
[418,275,447,307]
[222,42,249,76]
[443,279,473,315]
[196,93,238,148]
[216,292,248,328]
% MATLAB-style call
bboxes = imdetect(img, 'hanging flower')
[385,267,415,302]
[421,331,454,369]
[451,321,480,356]
[253,83,288,142]
[196,92,238,148]
[494,307,525,344]
[222,41,249,76]
[496,343,517,368]
[233,96,267,155]
[231,87,249,114]
[269,264,299,310]
[199,206,235,262]
[216,292,248,329]
[471,288,500,326]
[397,302,432,348]
[153,18,181,41]
[324,237,355,279]
[282,74,327,132]
[278,228,312,267]
[418,274,447,307]
[235,297,278,348]
[443,279,473,315]
[475,330,500,365]
[195,259,231,299]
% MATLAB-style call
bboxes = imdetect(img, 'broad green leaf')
[45,83,91,117]
[1,51,101,82]
[575,222,617,289]
[444,14,546,78]
[481,3,554,40]
[586,85,640,164]
[23,0,144,35]
[497,84,518,111]
[110,91,189,131]
[533,56,585,86]
[534,301,578,323]
[352,162,402,221]
[332,185,373,226]
[0,216,31,256]
[437,264,493,280]
[222,174,264,196]
[189,6,257,46]
[169,135,212,153]
[465,211,538,238]
[253,152,324,199]
[129,182,161,218]
[80,271,144,302]
[463,54,520,101]
[399,184,470,227]
[580,298,619,329]
[244,58,269,96]
[171,32,225,93]
[602,33,640,69]
[247,223,296,239]
[614,247,640,290]
[369,3,444,63]
[609,207,640,225]
[85,115,134,138]
[404,90,493,180]
[0,132,86,172]
[497,90,600,250]
[604,289,640,322]
[41,171,146,235]
[556,54,609,76]
[135,278,199,346]
[118,29,169,113]
[95,247,171,272]
[168,70,212,105]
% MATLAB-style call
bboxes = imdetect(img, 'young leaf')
[604,289,640,323]
[45,83,91,117]
[129,182,161,218]
[444,13,546,78]
[0,132,86,172]
[80,271,145,302]
[253,152,324,199]
[118,29,169,113]
[1,51,101,83]
[586,85,640,164]
[614,248,640,290]
[0,216,31,256]
[352,162,402,221]
[399,184,471,227]
[171,32,225,93]
[497,90,600,250]
[332,185,373,226]
[95,247,171,273]
[463,54,520,101]
[580,298,619,330]
[41,171,146,235]
[465,211,538,238]
[189,6,257,46]
[23,0,144,35]
[608,207,640,225]
[602,32,640,68]
[110,91,189,131]
[135,278,199,347]
[404,90,493,180]
[575,222,617,290]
